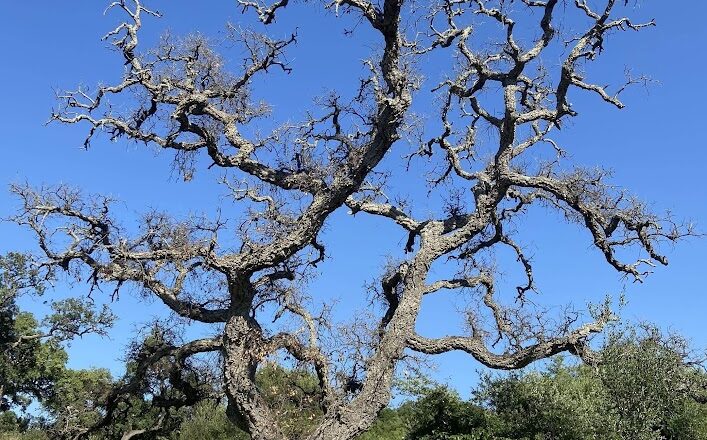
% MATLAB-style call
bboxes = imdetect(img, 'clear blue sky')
[1,1,706,396]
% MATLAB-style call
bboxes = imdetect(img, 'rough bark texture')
[12,0,694,439]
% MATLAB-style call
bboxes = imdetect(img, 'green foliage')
[41,368,113,439]
[358,408,408,440]
[599,327,707,440]
[0,253,118,439]
[358,375,497,440]
[477,358,620,440]
[0,411,28,434]
[256,363,325,439]
[0,254,65,412]
[0,252,114,417]
[176,401,247,440]
[402,386,490,440]
[0,430,48,440]
[667,400,707,440]
[41,298,115,341]
[0,311,68,411]
[475,328,707,440]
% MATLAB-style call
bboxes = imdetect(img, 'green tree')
[599,327,707,440]
[477,358,619,440]
[0,253,114,439]
[360,375,497,440]
[0,253,65,418]
[40,368,113,439]
[402,387,490,440]
[0,311,67,414]
[475,327,707,440]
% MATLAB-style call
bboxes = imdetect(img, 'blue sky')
[1,1,706,397]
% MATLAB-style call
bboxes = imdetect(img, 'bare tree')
[11,0,694,439]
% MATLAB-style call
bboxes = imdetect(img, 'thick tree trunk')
[223,314,284,440]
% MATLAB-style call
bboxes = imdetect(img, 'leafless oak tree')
[12,0,693,439]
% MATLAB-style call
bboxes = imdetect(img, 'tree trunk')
[223,314,285,440]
